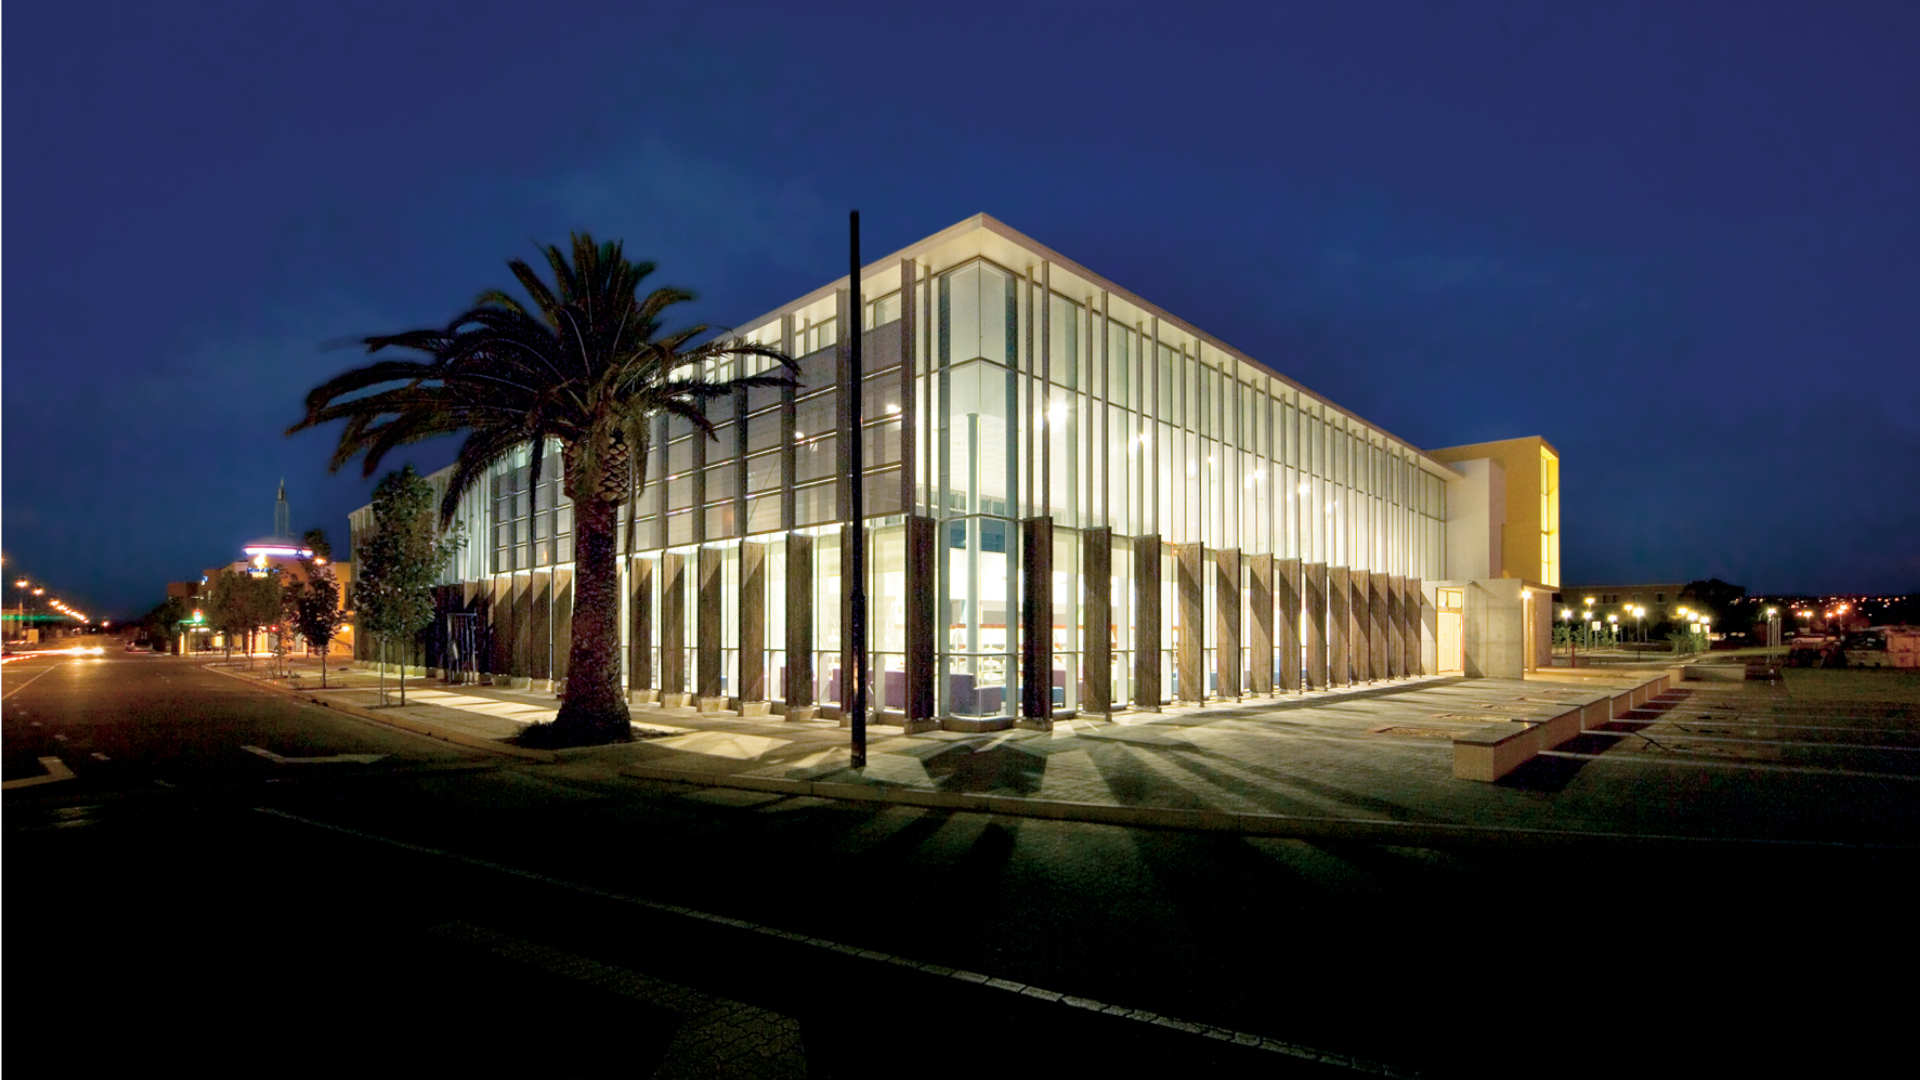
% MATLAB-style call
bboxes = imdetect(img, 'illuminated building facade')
[364,215,1558,726]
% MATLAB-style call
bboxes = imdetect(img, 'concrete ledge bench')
[1453,672,1669,781]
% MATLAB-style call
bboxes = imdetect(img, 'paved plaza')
[217,656,1919,848]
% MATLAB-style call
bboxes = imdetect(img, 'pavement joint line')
[618,763,1919,851]
[2,755,77,791]
[251,804,1400,1075]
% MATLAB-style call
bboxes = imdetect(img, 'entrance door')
[1437,588,1465,675]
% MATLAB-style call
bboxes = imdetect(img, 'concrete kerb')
[204,662,559,764]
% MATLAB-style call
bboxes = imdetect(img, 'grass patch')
[1781,668,1920,706]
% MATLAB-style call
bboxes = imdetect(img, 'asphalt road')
[6,649,1914,1077]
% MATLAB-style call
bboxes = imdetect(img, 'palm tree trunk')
[553,482,630,742]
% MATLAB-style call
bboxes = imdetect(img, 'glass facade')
[427,219,1456,721]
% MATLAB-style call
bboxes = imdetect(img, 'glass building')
[358,214,1558,728]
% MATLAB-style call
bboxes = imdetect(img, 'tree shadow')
[922,743,1045,795]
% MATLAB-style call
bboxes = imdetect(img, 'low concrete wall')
[1454,672,1666,781]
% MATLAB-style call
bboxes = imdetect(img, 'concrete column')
[1215,548,1242,699]
[511,572,533,679]
[739,542,767,703]
[628,558,653,695]
[1134,535,1162,710]
[1386,574,1405,678]
[904,515,936,730]
[1247,553,1274,695]
[1351,570,1371,683]
[1083,527,1113,715]
[1019,516,1053,728]
[784,532,815,715]
[697,546,723,700]
[1303,563,1328,689]
[1173,542,1205,703]
[528,569,553,682]
[660,553,686,696]
[1406,576,1424,675]
[1328,566,1350,687]
[552,568,573,684]
[1278,557,1303,691]
[1370,571,1390,681]
[490,576,513,677]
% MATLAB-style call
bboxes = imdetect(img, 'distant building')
[170,481,352,656]
[1557,583,1688,621]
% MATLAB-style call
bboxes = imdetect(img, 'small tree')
[208,571,252,662]
[352,466,458,704]
[142,598,187,653]
[290,531,347,688]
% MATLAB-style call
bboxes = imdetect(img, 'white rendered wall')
[1444,458,1503,582]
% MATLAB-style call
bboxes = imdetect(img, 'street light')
[1562,607,1577,668]
[9,579,28,642]
[1607,613,1619,648]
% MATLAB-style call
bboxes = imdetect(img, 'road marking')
[1,662,65,701]
[91,752,110,762]
[255,806,1404,1076]
[242,745,386,766]
[53,733,69,743]
[154,779,175,788]
[3,756,76,790]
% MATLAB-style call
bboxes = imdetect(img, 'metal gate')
[445,612,479,685]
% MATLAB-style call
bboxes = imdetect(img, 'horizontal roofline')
[728,212,1493,477]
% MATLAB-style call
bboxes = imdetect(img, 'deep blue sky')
[5,1,1917,616]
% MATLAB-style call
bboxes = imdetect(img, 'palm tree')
[289,234,794,744]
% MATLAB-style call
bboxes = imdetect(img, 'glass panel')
[796,481,837,526]
[703,462,739,503]
[744,449,781,493]
[796,435,836,482]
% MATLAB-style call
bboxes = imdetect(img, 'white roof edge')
[727,212,1465,476]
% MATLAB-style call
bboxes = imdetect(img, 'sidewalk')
[219,656,1919,848]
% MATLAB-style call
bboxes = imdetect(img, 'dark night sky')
[5,1,1917,617]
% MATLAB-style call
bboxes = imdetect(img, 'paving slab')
[214,657,1918,847]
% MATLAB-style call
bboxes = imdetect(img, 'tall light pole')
[1766,606,1780,670]
[1563,607,1576,668]
[846,210,868,769]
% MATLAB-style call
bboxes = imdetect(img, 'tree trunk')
[551,441,632,743]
